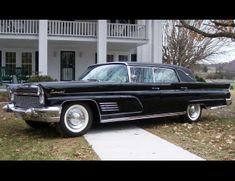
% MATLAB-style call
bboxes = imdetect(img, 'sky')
[201,42,235,64]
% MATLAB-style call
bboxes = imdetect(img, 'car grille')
[14,95,40,109]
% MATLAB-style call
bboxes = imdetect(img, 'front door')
[61,51,75,81]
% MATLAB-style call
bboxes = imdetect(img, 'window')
[5,52,16,75]
[119,55,128,62]
[80,64,129,83]
[153,68,179,83]
[22,52,32,76]
[130,67,153,83]
[107,55,114,62]
[109,20,137,24]
[95,53,114,63]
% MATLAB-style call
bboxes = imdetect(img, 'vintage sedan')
[3,62,232,137]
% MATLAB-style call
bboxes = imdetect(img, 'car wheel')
[25,120,51,129]
[183,104,202,123]
[56,103,93,137]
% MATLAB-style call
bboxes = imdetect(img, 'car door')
[129,66,162,114]
[153,67,188,113]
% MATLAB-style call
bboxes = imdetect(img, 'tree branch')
[179,20,235,40]
[211,20,235,27]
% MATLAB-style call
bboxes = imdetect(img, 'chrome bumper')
[2,103,61,123]
[226,98,232,105]
[209,98,232,110]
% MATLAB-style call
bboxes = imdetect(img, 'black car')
[3,62,232,137]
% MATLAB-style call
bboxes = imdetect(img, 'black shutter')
[35,51,39,75]
[131,54,137,62]
[0,50,2,67]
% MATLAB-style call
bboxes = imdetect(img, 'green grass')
[0,103,99,160]
[0,92,8,102]
[138,91,235,160]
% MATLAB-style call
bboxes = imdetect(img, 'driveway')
[84,123,204,160]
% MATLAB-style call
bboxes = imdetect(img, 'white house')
[0,20,163,81]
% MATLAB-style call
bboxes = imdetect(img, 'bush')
[27,75,57,83]
[195,75,206,82]
[231,85,234,90]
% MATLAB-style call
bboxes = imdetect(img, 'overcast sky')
[201,41,235,64]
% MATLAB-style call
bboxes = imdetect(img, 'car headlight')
[9,90,15,102]
[38,87,45,105]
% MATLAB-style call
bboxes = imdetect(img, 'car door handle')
[152,87,160,90]
[180,87,188,91]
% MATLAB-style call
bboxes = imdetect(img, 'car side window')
[153,68,179,83]
[130,67,154,83]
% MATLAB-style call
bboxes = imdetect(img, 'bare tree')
[179,20,235,40]
[163,20,226,68]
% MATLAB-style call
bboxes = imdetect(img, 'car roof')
[90,62,190,71]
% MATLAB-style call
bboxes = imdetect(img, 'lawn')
[138,91,235,160]
[0,102,99,160]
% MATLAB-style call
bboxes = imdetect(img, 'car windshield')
[79,64,129,83]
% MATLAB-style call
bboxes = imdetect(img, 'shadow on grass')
[19,124,61,139]
[12,116,215,138]
[90,116,185,131]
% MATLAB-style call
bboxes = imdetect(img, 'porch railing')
[107,23,146,40]
[0,20,147,40]
[0,67,31,85]
[48,20,97,37]
[0,20,39,35]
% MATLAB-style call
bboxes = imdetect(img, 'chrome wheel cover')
[187,104,201,121]
[64,105,89,133]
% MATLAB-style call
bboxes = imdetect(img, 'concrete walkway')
[85,124,204,160]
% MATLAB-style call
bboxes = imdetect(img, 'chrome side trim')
[209,105,226,110]
[99,102,119,112]
[101,111,186,123]
[189,98,225,103]
[127,65,132,83]
[2,103,61,123]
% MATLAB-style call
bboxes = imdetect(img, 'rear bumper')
[2,103,61,123]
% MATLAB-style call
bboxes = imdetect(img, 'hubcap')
[187,104,201,121]
[64,105,89,133]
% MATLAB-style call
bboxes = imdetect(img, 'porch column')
[137,20,152,63]
[38,20,48,75]
[152,20,163,63]
[97,20,107,64]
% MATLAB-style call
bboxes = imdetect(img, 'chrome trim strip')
[101,109,119,112]
[127,65,132,83]
[190,98,225,103]
[14,92,38,96]
[209,105,226,110]
[101,111,186,123]
[99,102,117,105]
[2,103,61,123]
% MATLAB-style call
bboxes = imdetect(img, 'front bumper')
[2,103,61,123]
[226,98,232,105]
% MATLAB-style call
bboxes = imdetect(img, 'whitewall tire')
[56,103,93,137]
[183,104,202,122]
